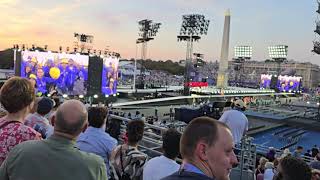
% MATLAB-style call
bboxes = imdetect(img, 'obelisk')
[217,9,231,88]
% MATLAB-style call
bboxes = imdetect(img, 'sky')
[0,0,319,64]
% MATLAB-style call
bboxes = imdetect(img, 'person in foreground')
[0,77,41,165]
[0,100,107,180]
[273,156,311,180]
[162,116,238,180]
[143,128,182,180]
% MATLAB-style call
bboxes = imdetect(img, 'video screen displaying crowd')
[0,76,318,180]
[21,51,88,95]
[101,57,119,95]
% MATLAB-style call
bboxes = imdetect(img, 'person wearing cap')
[36,66,54,94]
[29,74,37,88]
[219,99,249,144]
[24,97,54,139]
[65,59,79,94]
[56,58,70,93]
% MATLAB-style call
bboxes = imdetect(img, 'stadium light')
[268,45,288,75]
[135,19,161,89]
[233,45,252,87]
[268,45,288,59]
[234,46,252,59]
[177,14,210,96]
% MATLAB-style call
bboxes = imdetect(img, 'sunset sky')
[0,0,318,64]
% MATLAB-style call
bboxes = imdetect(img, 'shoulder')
[7,122,41,138]
[76,148,106,167]
[145,156,161,166]
[8,139,44,156]
[161,171,212,180]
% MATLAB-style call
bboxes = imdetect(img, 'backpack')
[110,145,147,180]
[256,169,264,180]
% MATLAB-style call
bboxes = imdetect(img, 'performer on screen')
[104,78,115,95]
[36,66,54,94]
[65,59,79,94]
[56,58,69,93]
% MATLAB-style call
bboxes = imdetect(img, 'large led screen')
[260,74,272,88]
[277,75,302,92]
[21,51,88,95]
[101,57,119,95]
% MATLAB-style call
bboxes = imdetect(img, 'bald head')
[55,100,88,136]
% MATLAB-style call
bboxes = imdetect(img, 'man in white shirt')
[219,99,248,144]
[143,128,181,180]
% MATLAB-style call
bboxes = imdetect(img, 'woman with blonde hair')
[256,157,269,180]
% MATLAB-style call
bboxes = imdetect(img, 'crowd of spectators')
[0,76,319,180]
[119,70,184,87]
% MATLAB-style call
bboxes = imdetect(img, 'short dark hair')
[127,120,145,144]
[180,116,229,160]
[55,108,87,135]
[162,128,181,159]
[297,146,303,150]
[279,156,311,180]
[88,107,107,128]
[0,77,35,113]
[37,97,54,115]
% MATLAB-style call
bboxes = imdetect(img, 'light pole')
[136,19,161,89]
[177,14,210,95]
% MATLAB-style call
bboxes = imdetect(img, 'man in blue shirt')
[77,107,118,176]
[162,117,238,180]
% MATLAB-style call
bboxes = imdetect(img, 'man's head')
[36,68,44,78]
[54,100,88,137]
[60,58,69,69]
[296,146,304,153]
[180,116,238,180]
[233,99,246,111]
[0,77,35,113]
[162,128,181,159]
[88,107,107,128]
[127,120,145,145]
[274,156,311,180]
[37,97,54,116]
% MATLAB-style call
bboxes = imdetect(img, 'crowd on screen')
[21,55,88,95]
[0,76,319,180]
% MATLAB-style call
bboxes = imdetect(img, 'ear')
[195,141,209,161]
[28,101,35,113]
[82,122,88,133]
[51,115,55,126]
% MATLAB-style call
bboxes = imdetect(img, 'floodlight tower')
[313,0,320,54]
[177,14,210,95]
[268,45,288,75]
[74,33,94,54]
[233,45,252,86]
[136,19,161,89]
